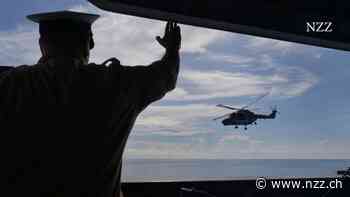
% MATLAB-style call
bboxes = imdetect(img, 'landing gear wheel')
[244,127,247,130]
[235,126,238,129]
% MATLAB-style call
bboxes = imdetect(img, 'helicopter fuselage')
[222,110,257,126]
[221,109,277,128]
[214,94,277,129]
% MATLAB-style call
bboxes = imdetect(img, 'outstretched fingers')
[157,21,181,50]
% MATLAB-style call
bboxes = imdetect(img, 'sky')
[1,0,350,159]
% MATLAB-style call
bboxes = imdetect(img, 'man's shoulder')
[74,63,109,76]
[84,63,107,70]
[0,64,54,83]
[0,65,32,77]
[5,64,42,72]
[0,66,14,74]
[82,58,124,73]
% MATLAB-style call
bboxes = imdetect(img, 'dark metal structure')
[121,178,350,197]
[88,0,350,51]
[338,167,350,178]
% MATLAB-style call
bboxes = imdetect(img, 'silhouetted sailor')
[1,11,181,197]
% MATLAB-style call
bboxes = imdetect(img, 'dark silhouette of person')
[1,11,181,197]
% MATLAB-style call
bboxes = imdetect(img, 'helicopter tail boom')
[256,110,277,119]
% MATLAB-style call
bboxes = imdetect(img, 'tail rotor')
[270,105,280,117]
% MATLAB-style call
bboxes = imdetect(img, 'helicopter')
[213,93,278,130]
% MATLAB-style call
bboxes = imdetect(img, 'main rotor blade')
[242,92,270,109]
[216,104,240,111]
[213,113,232,121]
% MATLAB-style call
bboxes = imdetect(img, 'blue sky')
[1,1,350,159]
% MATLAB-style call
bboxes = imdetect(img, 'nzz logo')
[306,22,333,33]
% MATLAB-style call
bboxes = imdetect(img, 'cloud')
[246,36,325,56]
[125,132,350,159]
[0,3,318,102]
[125,139,210,159]
[135,104,221,136]
[247,37,297,53]
[0,25,40,65]
[219,132,262,145]
[70,4,228,65]
[205,53,256,65]
[164,66,318,101]
[0,3,227,66]
[124,132,262,159]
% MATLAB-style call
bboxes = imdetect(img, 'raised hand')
[156,21,181,52]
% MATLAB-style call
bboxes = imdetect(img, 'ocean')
[121,159,350,182]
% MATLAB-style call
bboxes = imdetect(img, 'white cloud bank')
[0,25,40,65]
[70,4,228,65]
[135,104,221,136]
[125,132,350,159]
[164,62,318,102]
[0,3,227,66]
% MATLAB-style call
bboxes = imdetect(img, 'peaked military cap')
[27,10,100,25]
[27,11,100,49]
